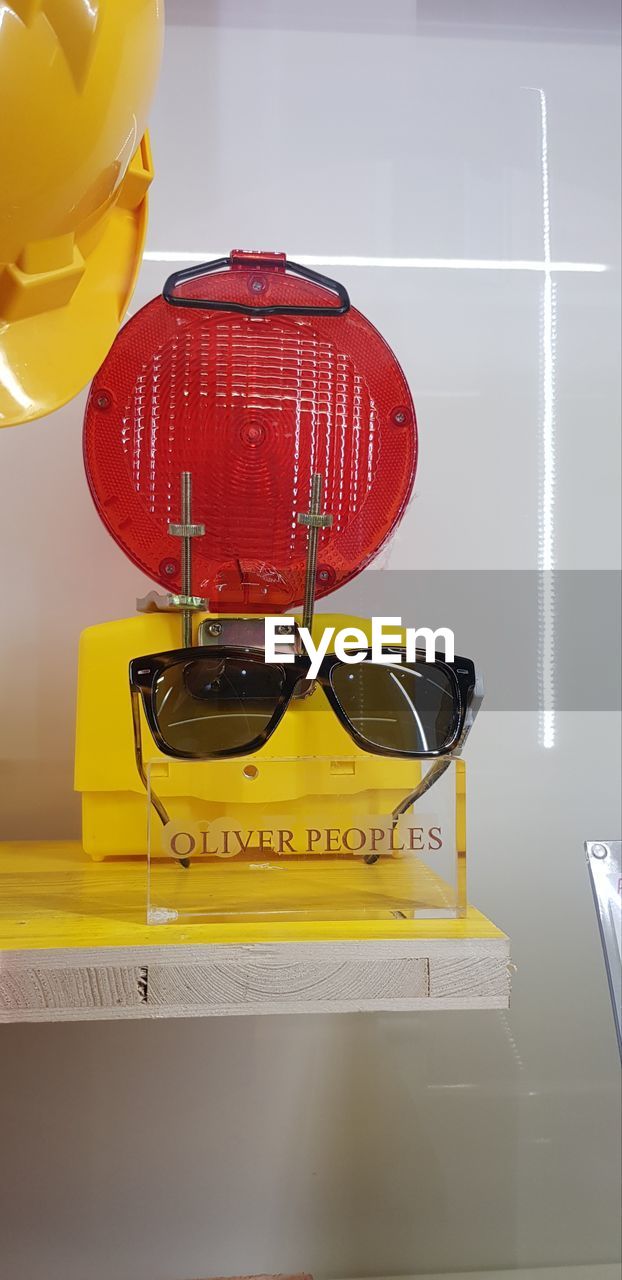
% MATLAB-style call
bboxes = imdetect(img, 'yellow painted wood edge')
[0,913,508,953]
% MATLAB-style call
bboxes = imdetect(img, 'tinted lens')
[153,656,286,755]
[331,660,458,754]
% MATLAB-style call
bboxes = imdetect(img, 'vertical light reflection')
[531,86,557,749]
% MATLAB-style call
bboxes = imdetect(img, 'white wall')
[0,3,620,1278]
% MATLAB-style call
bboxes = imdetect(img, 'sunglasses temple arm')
[391,758,452,828]
[391,669,484,822]
[364,758,451,867]
[129,691,179,839]
[387,671,484,833]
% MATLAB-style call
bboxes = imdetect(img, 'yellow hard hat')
[0,0,163,428]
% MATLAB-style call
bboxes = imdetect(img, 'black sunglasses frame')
[129,646,477,762]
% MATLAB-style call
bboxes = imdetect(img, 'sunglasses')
[130,646,481,762]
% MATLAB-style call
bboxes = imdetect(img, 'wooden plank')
[429,953,509,999]
[146,955,430,1008]
[0,939,510,1022]
[0,965,146,1014]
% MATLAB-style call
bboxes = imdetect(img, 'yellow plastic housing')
[75,613,420,860]
[0,0,163,427]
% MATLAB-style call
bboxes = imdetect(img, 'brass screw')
[297,472,333,633]
[168,472,205,647]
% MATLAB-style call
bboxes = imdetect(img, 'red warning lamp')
[83,252,417,612]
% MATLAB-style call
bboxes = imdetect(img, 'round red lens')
[83,255,417,612]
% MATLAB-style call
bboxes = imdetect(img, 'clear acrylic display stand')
[145,755,467,925]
